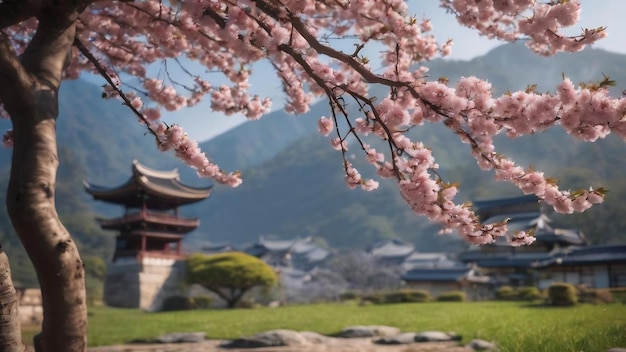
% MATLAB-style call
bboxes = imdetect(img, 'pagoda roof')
[84,160,212,209]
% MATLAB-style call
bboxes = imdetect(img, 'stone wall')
[104,257,186,311]
[16,288,43,325]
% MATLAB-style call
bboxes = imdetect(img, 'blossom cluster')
[152,122,242,187]
[3,0,618,245]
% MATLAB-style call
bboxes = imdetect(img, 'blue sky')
[155,1,626,142]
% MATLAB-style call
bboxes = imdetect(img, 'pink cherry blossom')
[317,117,334,136]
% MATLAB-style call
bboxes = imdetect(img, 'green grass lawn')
[83,301,626,351]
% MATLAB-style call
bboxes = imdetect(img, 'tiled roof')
[472,195,540,221]
[533,245,626,267]
[534,228,587,245]
[369,239,415,258]
[459,251,552,268]
[401,267,473,282]
[84,160,212,209]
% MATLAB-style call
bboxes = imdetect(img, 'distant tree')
[329,250,401,293]
[186,252,278,308]
[82,255,106,306]
[0,1,619,350]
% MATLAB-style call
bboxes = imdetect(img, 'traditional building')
[368,239,415,266]
[244,236,330,271]
[402,267,491,300]
[459,195,626,289]
[532,244,626,289]
[85,160,211,310]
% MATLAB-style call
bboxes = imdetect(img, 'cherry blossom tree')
[0,0,621,350]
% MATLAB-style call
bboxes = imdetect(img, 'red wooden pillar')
[140,235,146,255]
[176,240,181,256]
[141,196,147,216]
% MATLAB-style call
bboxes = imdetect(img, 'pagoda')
[84,160,211,310]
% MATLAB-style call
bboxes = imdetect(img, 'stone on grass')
[414,331,462,342]
[337,325,401,338]
[607,349,626,352]
[300,331,329,344]
[469,339,497,351]
[153,332,206,343]
[221,330,308,348]
[374,332,418,345]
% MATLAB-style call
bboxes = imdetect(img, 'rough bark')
[0,249,31,352]
[0,3,87,352]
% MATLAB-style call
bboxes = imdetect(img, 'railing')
[98,211,199,228]
[113,250,184,262]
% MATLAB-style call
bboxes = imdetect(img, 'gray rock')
[607,349,626,352]
[337,325,401,338]
[414,331,462,342]
[469,339,497,351]
[300,331,329,344]
[153,332,206,343]
[221,329,308,348]
[374,332,418,345]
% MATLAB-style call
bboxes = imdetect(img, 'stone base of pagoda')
[103,256,186,311]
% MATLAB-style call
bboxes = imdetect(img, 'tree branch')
[0,32,32,112]
[20,5,80,94]
[0,1,39,30]
[73,37,159,138]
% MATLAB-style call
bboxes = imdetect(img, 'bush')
[517,286,542,301]
[190,296,213,309]
[186,252,278,308]
[577,287,613,304]
[339,291,359,301]
[548,283,578,306]
[360,293,385,304]
[610,288,626,304]
[161,295,193,311]
[235,298,259,309]
[437,291,466,302]
[382,289,431,304]
[495,286,517,300]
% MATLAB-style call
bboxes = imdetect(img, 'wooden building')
[460,195,625,289]
[85,160,211,310]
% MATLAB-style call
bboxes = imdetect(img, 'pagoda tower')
[85,160,211,310]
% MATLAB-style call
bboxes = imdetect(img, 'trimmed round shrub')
[383,289,431,303]
[161,295,193,311]
[548,283,578,306]
[495,286,516,300]
[190,296,213,309]
[437,291,466,302]
[517,286,542,301]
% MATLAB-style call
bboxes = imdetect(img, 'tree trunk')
[0,5,87,351]
[0,249,30,351]
[6,103,87,351]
